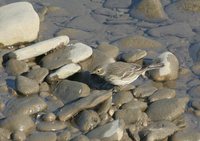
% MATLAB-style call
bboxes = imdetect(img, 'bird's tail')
[144,63,164,71]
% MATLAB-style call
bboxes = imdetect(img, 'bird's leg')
[141,71,148,80]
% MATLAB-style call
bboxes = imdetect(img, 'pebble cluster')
[0,0,200,141]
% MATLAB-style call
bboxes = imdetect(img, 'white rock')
[0,2,40,46]
[9,36,69,60]
[69,43,93,63]
[48,63,81,81]
[150,52,179,81]
[87,119,124,141]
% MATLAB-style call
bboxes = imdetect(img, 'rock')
[133,85,157,98]
[97,97,112,115]
[16,75,39,95]
[48,63,81,81]
[9,36,69,60]
[0,128,11,141]
[53,80,90,104]
[97,42,119,59]
[75,110,100,132]
[58,90,112,121]
[121,49,147,63]
[103,0,132,8]
[27,132,57,141]
[148,23,195,38]
[178,0,200,12]
[113,91,133,107]
[148,88,176,102]
[146,97,189,121]
[4,96,47,116]
[6,59,28,76]
[141,121,178,141]
[150,52,179,81]
[39,82,50,92]
[191,63,200,76]
[26,67,49,83]
[87,120,124,141]
[71,135,90,141]
[114,109,143,124]
[57,129,71,141]
[11,131,26,141]
[37,121,67,132]
[130,0,168,22]
[188,85,200,98]
[42,113,56,122]
[191,100,200,110]
[0,114,35,133]
[171,129,200,141]
[0,2,39,46]
[121,100,147,111]
[115,35,163,51]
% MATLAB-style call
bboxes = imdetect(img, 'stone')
[130,0,168,22]
[48,63,81,81]
[148,88,176,102]
[0,2,39,46]
[150,52,179,81]
[188,85,200,98]
[71,135,90,141]
[0,128,11,141]
[11,131,26,141]
[16,75,39,95]
[6,59,28,76]
[171,130,200,141]
[121,100,147,111]
[121,49,147,63]
[97,42,119,59]
[191,63,200,76]
[42,113,56,122]
[9,36,69,60]
[97,97,112,115]
[191,100,200,110]
[27,132,57,141]
[146,97,189,121]
[178,0,200,12]
[53,80,90,104]
[75,110,100,132]
[114,109,143,125]
[103,0,132,8]
[0,114,35,133]
[58,90,112,121]
[26,67,49,83]
[4,96,47,116]
[112,91,133,107]
[57,129,71,141]
[148,23,195,38]
[133,85,157,98]
[39,82,50,92]
[87,120,124,141]
[37,121,67,132]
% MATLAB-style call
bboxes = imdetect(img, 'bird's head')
[92,66,107,76]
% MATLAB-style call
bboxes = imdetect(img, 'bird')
[92,61,164,86]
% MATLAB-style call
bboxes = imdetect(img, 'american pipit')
[92,61,164,86]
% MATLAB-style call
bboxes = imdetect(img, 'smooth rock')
[178,0,200,12]
[53,80,90,104]
[75,110,100,132]
[133,85,157,98]
[146,97,189,121]
[26,67,49,83]
[121,49,147,63]
[57,129,71,141]
[37,121,67,132]
[148,23,195,38]
[58,90,112,121]
[113,91,133,107]
[0,114,35,133]
[0,2,39,46]
[87,120,124,141]
[148,88,176,102]
[130,0,168,22]
[27,132,57,141]
[42,113,56,122]
[6,59,28,76]
[4,96,47,116]
[150,52,179,81]
[0,128,11,141]
[97,42,119,59]
[171,129,200,141]
[71,135,90,141]
[103,0,132,8]
[188,85,200,98]
[97,97,112,115]
[191,63,200,76]
[121,100,147,111]
[11,131,26,141]
[39,82,50,92]
[16,75,39,95]
[191,100,200,110]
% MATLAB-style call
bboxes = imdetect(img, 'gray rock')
[114,109,143,124]
[26,67,49,83]
[71,135,90,141]
[4,96,47,116]
[103,0,132,8]
[150,52,179,81]
[113,91,133,107]
[191,100,200,110]
[121,49,147,63]
[188,85,200,98]
[6,59,28,76]
[0,2,39,46]
[16,75,39,95]
[133,85,157,98]
[0,114,35,133]
[42,113,56,122]
[121,100,147,111]
[75,110,100,132]
[191,63,200,76]
[148,23,195,38]
[11,131,26,141]
[27,132,57,141]
[57,129,71,141]
[171,129,200,141]
[37,121,67,132]
[146,97,189,121]
[148,88,176,102]
[97,97,112,115]
[53,80,90,104]
[87,120,124,141]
